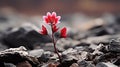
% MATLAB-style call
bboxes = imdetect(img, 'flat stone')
[96,62,118,67]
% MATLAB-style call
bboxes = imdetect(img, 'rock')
[77,60,95,67]
[0,61,5,67]
[96,62,118,67]
[0,46,39,67]
[42,43,56,52]
[75,46,94,53]
[48,63,58,67]
[56,48,78,67]
[108,39,120,52]
[2,23,52,49]
[29,49,44,57]
[38,51,52,62]
[4,63,16,67]
[62,48,77,55]
[0,15,8,22]
[89,25,111,36]
[82,34,120,45]
[113,58,120,66]
[0,43,8,51]
[57,38,80,50]
[70,63,79,67]
[57,58,77,67]
[93,53,117,64]
[16,61,32,67]
[92,44,104,55]
[62,48,89,61]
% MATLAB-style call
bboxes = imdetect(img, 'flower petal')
[43,12,61,25]
[47,12,52,17]
[54,16,61,24]
[51,12,56,23]
[54,17,58,24]
[60,27,67,38]
[57,16,61,20]
[40,25,48,35]
[52,12,56,17]
[43,16,50,24]
[52,25,59,33]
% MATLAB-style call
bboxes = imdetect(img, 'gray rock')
[77,60,95,67]
[0,43,8,51]
[96,62,118,67]
[62,48,89,61]
[2,23,52,49]
[38,51,52,62]
[29,49,44,57]
[0,46,39,67]
[4,63,16,67]
[0,15,8,22]
[108,39,120,52]
[57,38,80,50]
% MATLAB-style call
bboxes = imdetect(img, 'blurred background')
[0,0,120,30]
[1,0,120,15]
[0,0,120,50]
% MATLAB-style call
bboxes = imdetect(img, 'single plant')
[39,12,67,63]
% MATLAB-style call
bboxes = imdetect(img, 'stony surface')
[1,12,120,67]
[0,46,39,67]
[1,23,52,50]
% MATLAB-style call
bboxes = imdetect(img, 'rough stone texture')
[4,63,16,67]
[29,49,44,57]
[96,62,118,67]
[1,23,52,50]
[77,60,95,67]
[0,46,39,67]
[108,39,120,52]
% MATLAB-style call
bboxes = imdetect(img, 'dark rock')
[77,60,95,67]
[76,42,90,47]
[82,34,120,45]
[38,51,52,62]
[16,61,32,67]
[4,63,16,67]
[2,24,52,49]
[115,15,120,24]
[0,43,8,51]
[0,46,40,67]
[88,25,111,36]
[57,48,78,67]
[0,15,8,22]
[96,62,118,67]
[108,39,120,52]
[98,44,108,53]
[93,53,117,64]
[58,58,77,67]
[113,58,120,66]
[0,61,5,67]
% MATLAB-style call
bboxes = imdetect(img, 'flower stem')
[51,25,62,63]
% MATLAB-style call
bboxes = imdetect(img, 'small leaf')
[40,25,48,35]
[60,27,67,38]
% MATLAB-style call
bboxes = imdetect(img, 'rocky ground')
[0,11,120,67]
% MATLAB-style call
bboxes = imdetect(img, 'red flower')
[52,25,59,33]
[40,25,48,35]
[60,27,67,38]
[43,12,61,25]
